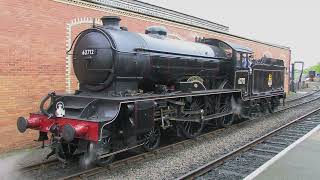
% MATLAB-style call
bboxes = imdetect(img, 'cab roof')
[200,38,253,54]
[225,41,253,54]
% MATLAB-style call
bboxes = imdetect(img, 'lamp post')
[290,61,304,92]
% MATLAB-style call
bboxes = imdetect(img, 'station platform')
[245,124,320,180]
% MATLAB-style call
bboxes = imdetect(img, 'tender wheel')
[268,100,275,113]
[179,97,205,138]
[269,97,279,113]
[249,100,261,118]
[143,126,161,151]
[259,101,267,113]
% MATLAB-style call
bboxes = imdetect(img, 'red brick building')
[0,0,290,152]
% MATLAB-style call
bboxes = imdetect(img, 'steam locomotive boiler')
[73,16,229,93]
[17,16,286,166]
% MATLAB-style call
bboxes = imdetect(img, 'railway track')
[18,159,59,174]
[277,91,320,112]
[19,89,320,179]
[178,107,320,180]
[285,88,320,103]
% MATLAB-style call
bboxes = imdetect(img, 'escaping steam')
[79,142,97,169]
[0,151,31,180]
[231,96,242,115]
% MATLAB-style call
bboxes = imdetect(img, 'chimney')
[101,16,121,30]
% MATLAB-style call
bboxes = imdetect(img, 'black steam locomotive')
[17,16,285,166]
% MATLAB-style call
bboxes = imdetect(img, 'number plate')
[81,48,97,56]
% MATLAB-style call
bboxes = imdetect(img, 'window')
[236,52,241,67]
[237,53,251,69]
[218,42,233,59]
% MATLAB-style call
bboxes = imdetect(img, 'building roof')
[83,0,290,50]
[84,0,229,32]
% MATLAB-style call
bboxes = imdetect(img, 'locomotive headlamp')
[62,124,88,142]
[17,116,40,133]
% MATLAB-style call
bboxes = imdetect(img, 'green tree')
[303,63,320,75]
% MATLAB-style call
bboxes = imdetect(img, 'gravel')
[93,94,320,180]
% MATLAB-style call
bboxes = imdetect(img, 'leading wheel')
[80,142,115,168]
[95,154,115,167]
[52,137,77,161]
[57,143,77,160]
[179,97,205,138]
[94,140,115,166]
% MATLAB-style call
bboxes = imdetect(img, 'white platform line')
[244,124,320,180]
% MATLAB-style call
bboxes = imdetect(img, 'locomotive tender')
[17,16,286,165]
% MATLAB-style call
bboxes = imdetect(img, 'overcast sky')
[140,0,319,67]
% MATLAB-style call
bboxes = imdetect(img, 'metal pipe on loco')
[61,124,89,142]
[17,116,40,133]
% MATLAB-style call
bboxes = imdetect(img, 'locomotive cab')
[198,38,252,92]
[198,38,285,97]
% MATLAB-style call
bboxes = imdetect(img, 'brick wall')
[0,0,290,152]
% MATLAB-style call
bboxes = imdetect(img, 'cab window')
[237,53,250,69]
[236,52,241,67]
